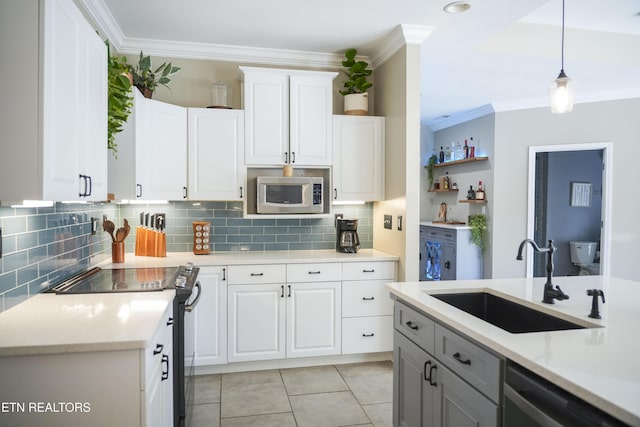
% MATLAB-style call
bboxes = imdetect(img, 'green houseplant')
[469,214,488,254]
[426,154,438,190]
[106,40,133,157]
[339,48,372,115]
[131,51,180,98]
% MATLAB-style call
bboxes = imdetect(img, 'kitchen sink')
[430,292,586,333]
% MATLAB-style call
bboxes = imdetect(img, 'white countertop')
[97,248,399,269]
[0,250,397,358]
[0,291,174,357]
[420,221,471,230]
[386,276,640,426]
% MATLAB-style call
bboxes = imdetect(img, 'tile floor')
[190,361,393,427]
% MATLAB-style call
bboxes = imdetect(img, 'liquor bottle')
[445,145,451,162]
[467,185,476,200]
[469,137,475,158]
[463,139,469,159]
[455,141,463,160]
[439,146,445,163]
[443,172,450,190]
[476,181,485,200]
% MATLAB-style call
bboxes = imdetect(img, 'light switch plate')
[384,215,392,229]
[397,215,403,231]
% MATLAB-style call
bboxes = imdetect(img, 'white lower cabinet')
[192,266,227,366]
[0,303,173,427]
[227,263,342,363]
[341,261,396,354]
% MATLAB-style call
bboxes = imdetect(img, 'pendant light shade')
[549,0,575,114]
[549,69,576,113]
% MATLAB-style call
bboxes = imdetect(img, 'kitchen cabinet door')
[242,69,289,165]
[241,67,336,166]
[393,331,437,427]
[333,115,384,201]
[289,75,334,166]
[193,266,227,366]
[0,0,107,201]
[286,281,341,358]
[188,109,245,201]
[227,284,286,362]
[109,89,188,201]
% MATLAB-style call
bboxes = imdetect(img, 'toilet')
[569,241,600,275]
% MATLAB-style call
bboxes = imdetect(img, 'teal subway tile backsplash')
[0,200,372,312]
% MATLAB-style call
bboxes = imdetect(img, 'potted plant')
[426,154,438,190]
[469,214,488,254]
[106,40,133,157]
[131,51,180,98]
[339,48,373,115]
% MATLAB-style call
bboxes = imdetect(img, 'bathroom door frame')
[526,142,613,278]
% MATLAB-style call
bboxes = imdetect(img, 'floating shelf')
[459,199,487,204]
[428,189,458,193]
[431,156,489,168]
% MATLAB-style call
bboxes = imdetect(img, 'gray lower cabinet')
[393,300,501,427]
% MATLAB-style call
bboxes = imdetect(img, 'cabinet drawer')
[144,306,173,385]
[423,226,456,242]
[342,280,393,317]
[342,261,395,281]
[394,301,435,354]
[435,324,502,403]
[342,316,393,354]
[227,264,286,285]
[287,263,341,283]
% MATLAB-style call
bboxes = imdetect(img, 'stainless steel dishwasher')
[503,361,626,426]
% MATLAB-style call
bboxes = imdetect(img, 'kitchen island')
[387,276,640,426]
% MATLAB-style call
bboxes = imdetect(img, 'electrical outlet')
[397,215,403,231]
[384,215,392,230]
[334,213,343,228]
[91,217,98,235]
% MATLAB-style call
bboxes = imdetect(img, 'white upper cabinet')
[333,115,385,201]
[0,0,107,201]
[188,108,245,201]
[109,89,188,201]
[240,67,337,166]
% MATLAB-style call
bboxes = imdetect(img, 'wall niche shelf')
[431,156,488,168]
[428,189,458,193]
[459,199,487,204]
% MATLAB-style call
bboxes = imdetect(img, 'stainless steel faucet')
[516,239,569,304]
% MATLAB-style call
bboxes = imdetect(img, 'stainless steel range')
[49,264,201,427]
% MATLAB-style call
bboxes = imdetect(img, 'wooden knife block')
[135,228,166,257]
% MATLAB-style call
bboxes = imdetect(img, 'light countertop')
[0,290,174,357]
[420,221,471,230]
[386,276,640,426]
[98,249,399,269]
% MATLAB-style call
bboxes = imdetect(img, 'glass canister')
[209,81,231,108]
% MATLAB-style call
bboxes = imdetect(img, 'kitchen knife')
[155,214,167,257]
[146,213,157,257]
[136,211,146,256]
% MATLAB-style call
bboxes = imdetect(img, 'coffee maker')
[336,218,360,253]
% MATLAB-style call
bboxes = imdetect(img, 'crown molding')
[76,0,124,47]
[118,37,346,68]
[370,24,433,68]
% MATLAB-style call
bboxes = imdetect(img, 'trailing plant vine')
[469,214,488,254]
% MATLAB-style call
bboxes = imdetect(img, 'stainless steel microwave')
[256,176,324,214]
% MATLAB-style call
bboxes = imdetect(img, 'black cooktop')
[50,267,179,294]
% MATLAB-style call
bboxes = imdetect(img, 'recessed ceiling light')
[443,2,471,14]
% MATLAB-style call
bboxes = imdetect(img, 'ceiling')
[87,0,640,128]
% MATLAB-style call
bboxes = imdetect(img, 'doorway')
[526,143,612,278]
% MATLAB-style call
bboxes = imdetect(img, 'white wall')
[373,44,422,281]
[493,98,640,281]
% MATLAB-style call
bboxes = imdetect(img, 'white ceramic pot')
[344,93,368,115]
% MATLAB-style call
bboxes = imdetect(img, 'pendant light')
[549,0,576,113]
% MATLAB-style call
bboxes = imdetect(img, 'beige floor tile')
[194,374,221,404]
[336,360,393,377]
[190,403,220,427]
[363,402,393,427]
[222,369,282,387]
[221,412,297,427]
[290,390,370,427]
[281,365,349,395]
[344,373,393,405]
[221,370,291,418]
